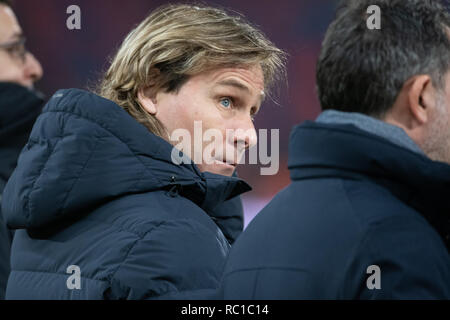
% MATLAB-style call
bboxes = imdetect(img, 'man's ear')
[137,68,161,115]
[137,86,158,115]
[407,75,435,125]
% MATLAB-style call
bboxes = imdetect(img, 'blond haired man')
[2,4,285,299]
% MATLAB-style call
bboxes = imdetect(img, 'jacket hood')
[0,82,44,192]
[288,121,450,246]
[2,89,250,230]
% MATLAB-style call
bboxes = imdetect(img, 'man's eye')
[250,107,259,122]
[220,98,232,108]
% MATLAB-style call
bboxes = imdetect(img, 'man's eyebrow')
[216,79,266,102]
[217,79,251,92]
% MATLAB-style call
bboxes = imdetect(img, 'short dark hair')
[0,0,11,6]
[316,0,450,117]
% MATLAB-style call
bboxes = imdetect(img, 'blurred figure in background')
[222,0,450,299]
[0,0,43,299]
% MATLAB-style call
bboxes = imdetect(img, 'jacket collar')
[316,109,425,155]
[0,82,44,193]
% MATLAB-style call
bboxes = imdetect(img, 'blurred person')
[1,4,285,299]
[222,0,450,299]
[0,0,43,299]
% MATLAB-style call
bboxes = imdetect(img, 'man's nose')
[233,115,258,150]
[23,52,43,83]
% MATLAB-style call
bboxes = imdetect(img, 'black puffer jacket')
[3,88,249,299]
[0,82,44,299]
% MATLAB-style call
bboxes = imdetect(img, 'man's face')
[0,4,42,89]
[153,65,264,176]
[423,72,450,164]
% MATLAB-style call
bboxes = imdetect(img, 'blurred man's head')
[316,0,450,164]
[0,0,42,89]
[98,4,286,176]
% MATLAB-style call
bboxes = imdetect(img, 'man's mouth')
[214,159,237,167]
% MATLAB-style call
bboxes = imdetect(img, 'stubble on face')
[422,81,450,164]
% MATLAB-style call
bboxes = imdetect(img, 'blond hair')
[97,3,287,137]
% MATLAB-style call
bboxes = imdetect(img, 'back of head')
[316,0,450,118]
[98,3,286,137]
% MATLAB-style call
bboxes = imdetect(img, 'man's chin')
[198,161,236,176]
